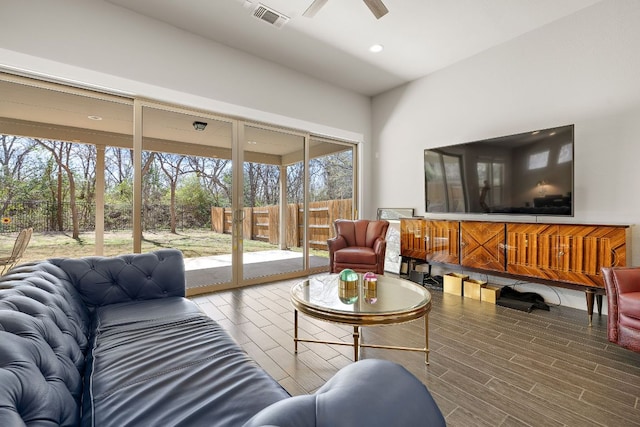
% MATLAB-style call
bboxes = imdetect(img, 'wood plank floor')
[190,278,640,427]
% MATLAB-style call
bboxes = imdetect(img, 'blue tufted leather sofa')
[0,249,445,427]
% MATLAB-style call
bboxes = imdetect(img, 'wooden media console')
[400,218,631,325]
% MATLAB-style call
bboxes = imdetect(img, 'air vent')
[252,3,289,28]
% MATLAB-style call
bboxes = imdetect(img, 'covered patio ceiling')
[0,74,351,166]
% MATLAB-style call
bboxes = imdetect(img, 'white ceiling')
[104,0,603,96]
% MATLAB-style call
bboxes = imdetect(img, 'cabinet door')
[506,223,558,280]
[460,221,505,271]
[425,220,460,264]
[553,225,628,288]
[400,219,427,259]
[507,223,629,288]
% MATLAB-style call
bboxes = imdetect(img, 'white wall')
[0,0,373,214]
[371,0,640,311]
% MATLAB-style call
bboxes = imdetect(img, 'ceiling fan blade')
[303,0,329,18]
[363,0,388,19]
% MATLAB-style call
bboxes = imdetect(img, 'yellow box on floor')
[481,285,502,304]
[443,273,468,295]
[463,279,487,300]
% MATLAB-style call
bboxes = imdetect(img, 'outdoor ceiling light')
[193,121,208,131]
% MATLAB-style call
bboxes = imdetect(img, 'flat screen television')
[424,124,574,216]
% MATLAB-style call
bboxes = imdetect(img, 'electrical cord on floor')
[506,280,562,307]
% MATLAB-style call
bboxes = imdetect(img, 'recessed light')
[369,44,384,53]
[88,115,103,121]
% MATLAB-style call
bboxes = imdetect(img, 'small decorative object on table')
[363,271,378,304]
[338,268,359,304]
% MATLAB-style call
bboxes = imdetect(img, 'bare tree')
[309,152,353,202]
[105,147,134,187]
[156,153,188,233]
[188,157,232,206]
[324,151,353,200]
[0,135,37,215]
[286,162,304,204]
[244,162,281,207]
[76,144,97,226]
[259,163,280,205]
[35,139,80,238]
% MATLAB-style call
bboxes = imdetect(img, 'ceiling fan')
[303,0,389,20]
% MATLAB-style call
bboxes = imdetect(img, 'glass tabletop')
[291,274,431,316]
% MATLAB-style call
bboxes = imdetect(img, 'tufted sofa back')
[0,262,91,425]
[0,249,185,426]
[49,249,185,311]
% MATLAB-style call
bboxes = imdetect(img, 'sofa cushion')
[83,297,290,427]
[334,247,377,265]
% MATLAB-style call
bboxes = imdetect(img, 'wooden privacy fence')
[211,199,352,250]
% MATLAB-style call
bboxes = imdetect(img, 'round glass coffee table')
[290,274,432,364]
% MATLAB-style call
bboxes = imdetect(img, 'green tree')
[0,135,38,216]
[176,175,214,227]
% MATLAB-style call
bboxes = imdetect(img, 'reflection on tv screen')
[424,125,574,216]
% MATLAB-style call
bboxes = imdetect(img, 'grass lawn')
[0,229,328,264]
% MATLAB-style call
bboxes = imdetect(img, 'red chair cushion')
[334,247,376,265]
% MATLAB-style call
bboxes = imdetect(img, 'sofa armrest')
[50,249,185,309]
[242,359,446,427]
[373,236,387,257]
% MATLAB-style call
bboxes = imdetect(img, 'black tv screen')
[424,124,574,216]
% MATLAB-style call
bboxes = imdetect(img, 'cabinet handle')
[558,251,565,256]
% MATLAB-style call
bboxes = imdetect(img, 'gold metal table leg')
[424,313,430,365]
[294,309,298,353]
[353,326,360,361]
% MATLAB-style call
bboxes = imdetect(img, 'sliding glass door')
[137,108,359,290]
[306,137,356,271]
[239,124,307,284]
[140,104,235,292]
[1,72,359,293]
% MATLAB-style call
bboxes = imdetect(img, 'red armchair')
[602,267,640,353]
[328,219,389,275]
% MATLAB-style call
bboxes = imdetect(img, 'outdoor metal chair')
[0,228,33,275]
